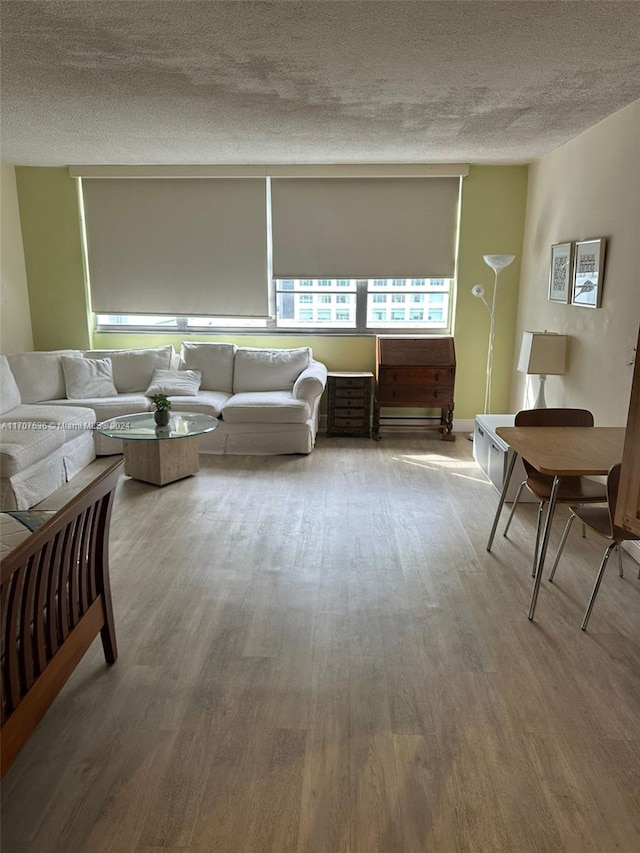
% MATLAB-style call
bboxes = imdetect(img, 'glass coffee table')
[98,412,218,486]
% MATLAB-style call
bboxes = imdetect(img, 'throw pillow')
[145,368,202,397]
[61,356,118,399]
[233,347,311,393]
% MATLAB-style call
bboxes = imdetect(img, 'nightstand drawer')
[332,406,367,419]
[333,387,367,402]
[333,376,369,390]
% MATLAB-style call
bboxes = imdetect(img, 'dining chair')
[547,463,640,629]
[502,408,608,577]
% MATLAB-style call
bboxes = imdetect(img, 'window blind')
[81,178,269,317]
[270,177,460,279]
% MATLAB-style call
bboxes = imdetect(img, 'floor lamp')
[471,253,516,414]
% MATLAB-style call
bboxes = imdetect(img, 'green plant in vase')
[151,393,172,427]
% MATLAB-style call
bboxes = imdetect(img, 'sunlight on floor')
[393,453,492,487]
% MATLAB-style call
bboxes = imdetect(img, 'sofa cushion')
[6,350,80,403]
[180,342,236,393]
[2,404,96,442]
[0,356,21,415]
[0,425,66,477]
[145,368,202,397]
[43,394,151,423]
[167,390,231,418]
[222,391,310,424]
[233,347,311,393]
[84,346,174,393]
[62,356,118,399]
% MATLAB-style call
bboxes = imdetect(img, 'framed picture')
[548,242,573,303]
[572,238,606,308]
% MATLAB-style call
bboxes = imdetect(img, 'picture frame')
[548,242,573,303]
[572,238,606,308]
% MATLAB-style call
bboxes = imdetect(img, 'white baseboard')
[318,415,476,434]
[453,418,475,433]
[623,541,640,566]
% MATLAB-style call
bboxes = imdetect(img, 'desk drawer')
[378,366,454,386]
[376,385,453,406]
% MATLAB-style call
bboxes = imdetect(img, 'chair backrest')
[606,463,622,533]
[514,408,595,428]
[514,408,595,478]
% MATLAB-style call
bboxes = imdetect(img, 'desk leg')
[486,450,519,552]
[528,475,560,621]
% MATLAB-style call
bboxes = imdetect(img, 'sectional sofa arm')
[293,359,328,404]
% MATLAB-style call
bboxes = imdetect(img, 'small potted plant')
[151,393,172,427]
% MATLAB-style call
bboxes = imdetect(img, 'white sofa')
[0,343,327,509]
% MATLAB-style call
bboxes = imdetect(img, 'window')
[84,169,462,335]
[275,279,357,329]
[365,278,451,330]
[96,315,269,330]
[98,276,452,332]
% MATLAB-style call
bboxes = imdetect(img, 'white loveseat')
[0,343,327,509]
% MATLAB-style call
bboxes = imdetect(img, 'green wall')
[16,167,91,350]
[456,166,528,415]
[15,165,528,419]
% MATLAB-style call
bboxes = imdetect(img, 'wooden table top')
[495,426,626,477]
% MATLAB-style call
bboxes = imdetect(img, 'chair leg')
[532,501,545,578]
[616,542,624,578]
[503,480,526,537]
[549,513,577,582]
[582,541,617,630]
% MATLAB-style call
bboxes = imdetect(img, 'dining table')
[485,425,626,620]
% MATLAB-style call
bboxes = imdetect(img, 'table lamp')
[517,331,568,408]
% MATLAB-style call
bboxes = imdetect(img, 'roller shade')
[82,178,269,317]
[271,177,460,279]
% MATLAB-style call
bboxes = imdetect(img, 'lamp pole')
[472,254,515,415]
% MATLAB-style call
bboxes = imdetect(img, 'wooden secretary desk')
[373,335,456,440]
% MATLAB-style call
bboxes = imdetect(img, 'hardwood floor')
[2,435,639,852]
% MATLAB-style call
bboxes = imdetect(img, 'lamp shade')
[518,331,568,375]
[483,254,515,274]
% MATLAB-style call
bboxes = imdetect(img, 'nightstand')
[326,372,374,437]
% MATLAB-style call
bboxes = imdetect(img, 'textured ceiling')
[2,1,640,166]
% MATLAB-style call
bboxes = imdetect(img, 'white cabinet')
[473,415,535,503]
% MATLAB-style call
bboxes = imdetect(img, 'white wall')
[1,164,33,352]
[513,100,640,425]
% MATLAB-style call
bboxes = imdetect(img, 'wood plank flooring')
[2,435,639,852]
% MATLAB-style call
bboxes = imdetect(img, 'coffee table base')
[122,435,200,485]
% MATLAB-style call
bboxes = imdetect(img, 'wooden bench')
[1,458,123,778]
